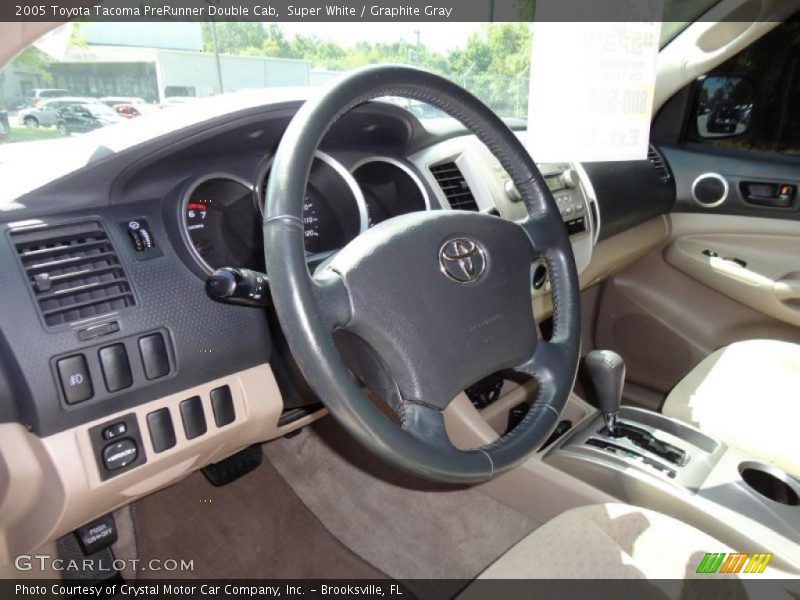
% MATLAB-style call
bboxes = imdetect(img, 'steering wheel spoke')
[312,267,352,331]
[515,338,571,387]
[518,213,562,258]
[400,402,456,451]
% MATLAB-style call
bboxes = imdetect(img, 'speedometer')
[301,192,325,252]
[261,151,366,258]
[181,154,366,273]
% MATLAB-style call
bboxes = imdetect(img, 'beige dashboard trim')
[533,216,668,320]
[668,211,800,239]
[0,363,323,571]
[444,391,613,525]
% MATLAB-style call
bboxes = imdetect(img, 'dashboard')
[0,94,674,566]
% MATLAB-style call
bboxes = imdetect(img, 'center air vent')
[647,145,672,184]
[11,220,135,327]
[430,161,479,211]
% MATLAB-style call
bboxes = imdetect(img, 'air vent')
[647,145,672,184]
[11,220,135,327]
[430,162,479,211]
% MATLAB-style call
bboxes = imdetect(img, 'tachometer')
[183,176,262,271]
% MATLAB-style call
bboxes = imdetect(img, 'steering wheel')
[264,65,580,483]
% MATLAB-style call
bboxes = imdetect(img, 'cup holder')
[739,462,800,506]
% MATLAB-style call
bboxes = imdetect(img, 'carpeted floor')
[132,458,385,580]
[263,418,538,581]
[133,417,537,585]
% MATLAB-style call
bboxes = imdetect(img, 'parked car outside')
[707,104,740,134]
[18,97,101,128]
[99,96,148,108]
[112,103,160,118]
[56,102,124,135]
[22,88,71,106]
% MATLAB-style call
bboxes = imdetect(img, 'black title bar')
[4,0,799,22]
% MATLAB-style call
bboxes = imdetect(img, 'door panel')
[665,231,800,326]
[593,212,800,405]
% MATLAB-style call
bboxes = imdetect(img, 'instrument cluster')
[182,152,429,272]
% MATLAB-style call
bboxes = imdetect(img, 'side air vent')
[430,161,479,211]
[647,145,672,184]
[11,220,135,327]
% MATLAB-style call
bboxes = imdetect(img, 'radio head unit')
[542,167,587,237]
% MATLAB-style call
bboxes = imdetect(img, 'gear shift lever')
[584,350,689,466]
[585,350,625,436]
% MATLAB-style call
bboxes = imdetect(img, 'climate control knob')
[562,168,579,188]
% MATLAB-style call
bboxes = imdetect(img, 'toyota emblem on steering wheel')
[439,238,487,284]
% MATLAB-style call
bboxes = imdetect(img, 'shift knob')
[585,350,626,435]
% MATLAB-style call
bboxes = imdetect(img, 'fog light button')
[57,354,93,404]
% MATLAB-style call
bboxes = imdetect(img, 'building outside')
[2,23,335,108]
[1,64,45,108]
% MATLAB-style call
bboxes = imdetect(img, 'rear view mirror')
[695,76,754,138]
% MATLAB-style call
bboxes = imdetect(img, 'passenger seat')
[662,339,800,477]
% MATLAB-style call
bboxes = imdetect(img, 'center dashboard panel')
[410,133,598,297]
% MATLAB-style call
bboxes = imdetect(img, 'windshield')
[0,4,717,150]
[0,21,530,147]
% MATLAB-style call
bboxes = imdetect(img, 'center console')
[543,350,800,572]
[444,354,800,574]
[549,407,800,539]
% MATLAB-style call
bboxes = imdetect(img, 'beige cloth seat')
[662,339,800,477]
[478,503,736,580]
[469,504,795,596]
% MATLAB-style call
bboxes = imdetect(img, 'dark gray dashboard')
[0,101,442,436]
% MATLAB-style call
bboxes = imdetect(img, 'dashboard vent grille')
[430,162,479,211]
[11,220,135,327]
[647,145,671,184]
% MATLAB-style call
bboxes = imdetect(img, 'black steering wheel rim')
[264,65,581,483]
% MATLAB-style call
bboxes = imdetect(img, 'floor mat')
[132,458,385,579]
[263,419,538,581]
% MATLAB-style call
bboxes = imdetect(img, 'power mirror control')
[89,413,146,480]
